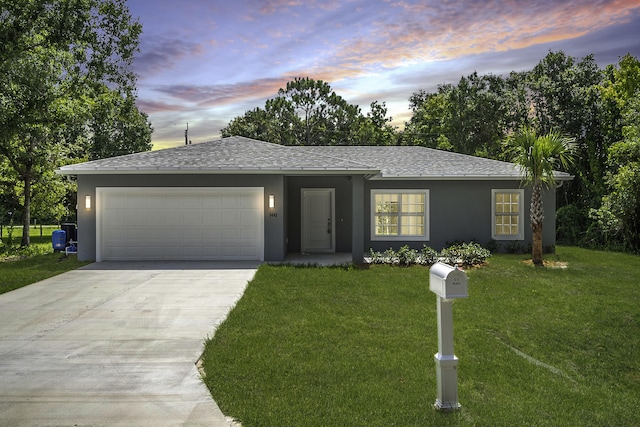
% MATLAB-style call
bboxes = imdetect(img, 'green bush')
[396,245,418,266]
[369,246,420,266]
[420,245,439,265]
[440,242,491,266]
[368,242,491,267]
[556,203,588,245]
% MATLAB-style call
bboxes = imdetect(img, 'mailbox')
[429,262,468,299]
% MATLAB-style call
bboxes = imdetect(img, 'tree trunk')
[532,222,543,266]
[531,183,544,266]
[21,176,31,247]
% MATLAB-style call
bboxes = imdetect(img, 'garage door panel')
[202,196,221,208]
[142,195,164,209]
[221,245,239,257]
[221,229,239,240]
[239,228,258,240]
[182,195,204,209]
[182,247,204,258]
[202,229,222,239]
[203,212,221,226]
[220,211,239,225]
[108,228,129,242]
[145,210,164,225]
[103,209,122,224]
[237,244,259,256]
[219,195,238,208]
[204,246,222,256]
[239,211,259,225]
[183,229,204,240]
[120,195,141,208]
[163,210,183,223]
[165,228,182,239]
[98,188,263,261]
[120,210,143,226]
[183,211,204,224]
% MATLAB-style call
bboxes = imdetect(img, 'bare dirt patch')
[523,260,569,269]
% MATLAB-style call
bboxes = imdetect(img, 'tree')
[504,127,575,266]
[0,0,146,246]
[589,55,640,251]
[85,85,153,160]
[0,41,73,244]
[356,101,397,146]
[403,90,451,148]
[276,77,364,145]
[528,52,608,210]
[222,101,301,146]
[404,72,525,157]
[222,77,378,146]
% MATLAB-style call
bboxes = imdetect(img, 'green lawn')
[201,247,640,426]
[0,253,89,295]
[1,225,89,294]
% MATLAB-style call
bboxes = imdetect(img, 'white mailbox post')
[429,262,468,411]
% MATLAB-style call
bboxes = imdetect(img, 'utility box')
[429,262,468,300]
[52,230,66,252]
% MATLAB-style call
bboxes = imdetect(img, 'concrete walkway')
[0,261,258,426]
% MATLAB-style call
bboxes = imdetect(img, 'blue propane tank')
[52,230,66,252]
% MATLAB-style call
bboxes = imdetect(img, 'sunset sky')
[126,0,640,149]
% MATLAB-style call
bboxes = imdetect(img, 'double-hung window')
[371,190,429,240]
[492,189,524,240]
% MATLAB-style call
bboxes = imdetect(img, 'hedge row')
[368,242,491,267]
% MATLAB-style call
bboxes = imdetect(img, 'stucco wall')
[365,180,557,252]
[76,173,559,262]
[76,174,285,261]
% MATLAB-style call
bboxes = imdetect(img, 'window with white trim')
[492,189,524,240]
[371,190,429,240]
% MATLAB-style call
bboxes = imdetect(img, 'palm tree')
[504,127,575,266]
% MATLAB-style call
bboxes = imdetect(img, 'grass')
[1,225,89,295]
[201,247,640,426]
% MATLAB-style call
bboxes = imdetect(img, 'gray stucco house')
[57,136,571,263]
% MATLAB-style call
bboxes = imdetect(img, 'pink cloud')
[151,78,298,108]
[257,0,304,15]
[130,0,640,148]
[324,0,640,70]
[134,37,205,76]
[135,99,190,115]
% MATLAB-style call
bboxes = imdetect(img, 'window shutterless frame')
[491,189,524,240]
[371,189,429,241]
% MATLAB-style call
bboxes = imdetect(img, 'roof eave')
[371,174,522,181]
[370,173,575,181]
[56,167,380,176]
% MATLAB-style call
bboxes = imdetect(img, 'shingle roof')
[58,136,375,174]
[57,136,572,180]
[294,145,539,179]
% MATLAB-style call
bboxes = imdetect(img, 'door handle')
[327,218,331,234]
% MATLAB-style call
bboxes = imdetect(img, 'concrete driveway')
[0,261,258,426]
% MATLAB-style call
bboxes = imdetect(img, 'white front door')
[301,188,335,253]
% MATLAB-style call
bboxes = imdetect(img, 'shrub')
[556,203,588,245]
[384,247,396,264]
[367,242,491,267]
[505,240,526,254]
[396,245,418,266]
[368,248,381,264]
[439,242,491,266]
[420,245,438,265]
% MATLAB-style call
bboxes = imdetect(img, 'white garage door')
[96,187,264,261]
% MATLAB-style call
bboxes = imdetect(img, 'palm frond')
[504,126,575,188]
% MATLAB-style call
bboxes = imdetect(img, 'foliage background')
[222,52,640,253]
